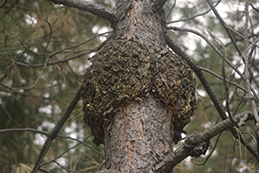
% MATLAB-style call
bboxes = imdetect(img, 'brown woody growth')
[81,40,196,145]
[81,0,196,172]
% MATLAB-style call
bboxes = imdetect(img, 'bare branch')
[41,135,89,166]
[244,1,259,123]
[0,0,8,9]
[155,108,256,172]
[15,49,94,67]
[40,135,104,168]
[191,132,222,166]
[200,67,247,93]
[244,0,259,158]
[31,84,83,173]
[250,3,259,13]
[0,82,19,91]
[165,33,228,120]
[18,56,50,90]
[165,0,176,20]
[49,31,112,57]
[17,31,112,68]
[0,128,49,135]
[152,0,167,10]
[166,26,259,102]
[50,0,116,23]
[44,20,53,53]
[166,0,221,24]
[165,34,259,161]
[226,27,259,49]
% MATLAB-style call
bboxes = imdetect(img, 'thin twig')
[166,0,221,24]
[16,31,112,68]
[165,34,259,161]
[232,92,245,116]
[96,160,106,172]
[226,26,259,49]
[50,0,116,23]
[165,0,176,20]
[40,135,90,166]
[49,31,112,57]
[192,132,223,165]
[5,32,111,92]
[207,29,235,124]
[243,0,259,122]
[243,0,259,158]
[53,160,76,172]
[166,26,259,102]
[155,107,257,172]
[199,67,247,93]
[31,84,83,173]
[0,0,8,9]
[0,104,20,126]
[44,20,53,53]
[0,128,49,135]
[0,82,18,91]
[15,49,94,67]
[242,131,257,144]
[206,0,242,56]
[250,3,259,13]
[18,56,50,90]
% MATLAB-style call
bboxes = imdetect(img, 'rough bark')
[81,0,196,172]
[112,0,166,52]
[105,93,174,172]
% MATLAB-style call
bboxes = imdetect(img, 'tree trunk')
[105,93,174,172]
[81,0,196,172]
[104,1,173,172]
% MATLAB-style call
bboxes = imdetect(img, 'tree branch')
[49,0,116,23]
[165,34,259,160]
[155,108,256,172]
[166,0,221,24]
[199,66,247,93]
[31,84,83,173]
[0,0,8,9]
[206,0,242,56]
[152,0,167,10]
[166,26,259,102]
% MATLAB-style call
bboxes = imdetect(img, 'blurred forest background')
[0,0,259,172]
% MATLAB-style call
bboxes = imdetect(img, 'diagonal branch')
[155,108,256,172]
[152,0,167,10]
[166,0,221,24]
[31,84,83,173]
[166,26,259,102]
[165,34,259,160]
[50,0,116,23]
[206,0,242,56]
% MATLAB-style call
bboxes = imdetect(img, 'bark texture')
[105,93,174,172]
[81,0,196,172]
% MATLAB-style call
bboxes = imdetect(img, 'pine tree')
[1,0,259,172]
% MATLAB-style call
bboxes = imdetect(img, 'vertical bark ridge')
[105,93,174,172]
[113,0,166,52]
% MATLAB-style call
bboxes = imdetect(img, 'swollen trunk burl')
[81,1,196,172]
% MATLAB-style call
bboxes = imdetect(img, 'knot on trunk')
[81,40,196,145]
